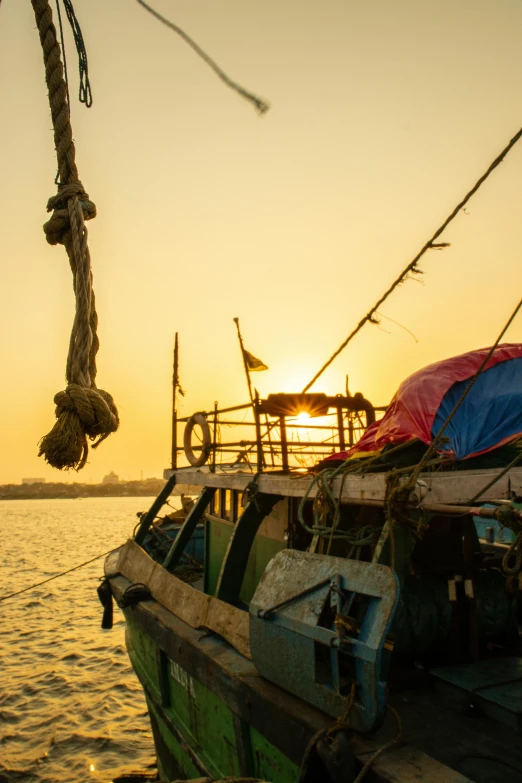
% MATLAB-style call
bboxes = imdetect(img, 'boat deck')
[390,682,522,783]
[108,562,522,783]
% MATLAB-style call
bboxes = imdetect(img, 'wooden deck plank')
[357,745,472,782]
[165,466,522,506]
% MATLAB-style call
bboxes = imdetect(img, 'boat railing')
[172,391,382,472]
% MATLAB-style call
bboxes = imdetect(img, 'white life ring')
[184,412,211,467]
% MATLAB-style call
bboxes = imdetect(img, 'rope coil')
[298,464,380,553]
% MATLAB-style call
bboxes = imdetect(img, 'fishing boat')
[102,339,522,783]
[14,3,522,781]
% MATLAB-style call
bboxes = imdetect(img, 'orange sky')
[1,0,522,483]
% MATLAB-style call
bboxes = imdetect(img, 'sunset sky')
[1,0,522,484]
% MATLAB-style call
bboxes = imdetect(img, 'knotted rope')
[32,0,118,470]
[298,465,380,554]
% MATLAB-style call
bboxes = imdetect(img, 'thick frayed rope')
[39,384,119,471]
[32,0,118,470]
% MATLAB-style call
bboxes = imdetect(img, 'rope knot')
[44,180,96,246]
[39,384,119,471]
[55,384,118,436]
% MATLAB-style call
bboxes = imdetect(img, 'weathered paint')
[117,540,251,658]
[125,615,300,781]
[167,465,522,505]
[206,517,285,603]
[250,550,399,731]
[109,573,478,783]
[249,726,300,782]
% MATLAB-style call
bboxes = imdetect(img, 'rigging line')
[469,447,522,504]
[303,124,522,392]
[406,295,522,487]
[0,548,117,602]
[62,0,92,106]
[135,0,270,114]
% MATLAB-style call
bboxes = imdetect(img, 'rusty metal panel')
[250,550,398,732]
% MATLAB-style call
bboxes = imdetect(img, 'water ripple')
[0,498,156,783]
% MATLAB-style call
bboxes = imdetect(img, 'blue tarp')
[432,357,522,460]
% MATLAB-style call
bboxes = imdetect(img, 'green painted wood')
[249,726,300,782]
[126,616,298,780]
[163,486,216,572]
[147,697,206,781]
[206,519,234,597]
[232,713,255,776]
[206,518,285,603]
[239,534,285,605]
[215,493,283,605]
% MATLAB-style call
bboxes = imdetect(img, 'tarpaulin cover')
[331,343,522,462]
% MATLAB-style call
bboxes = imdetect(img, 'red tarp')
[329,343,522,461]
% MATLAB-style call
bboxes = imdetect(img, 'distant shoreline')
[0,478,166,501]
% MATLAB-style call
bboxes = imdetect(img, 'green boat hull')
[124,613,302,782]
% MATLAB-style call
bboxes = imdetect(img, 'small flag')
[244,349,268,372]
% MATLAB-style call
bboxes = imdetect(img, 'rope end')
[38,409,89,470]
[38,385,119,470]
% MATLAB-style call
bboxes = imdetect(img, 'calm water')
[0,497,158,783]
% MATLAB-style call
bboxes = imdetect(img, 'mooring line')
[0,548,117,602]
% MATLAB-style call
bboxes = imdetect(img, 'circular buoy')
[183,413,211,467]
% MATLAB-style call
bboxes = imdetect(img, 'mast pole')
[233,317,254,406]
[171,333,179,469]
[233,317,269,469]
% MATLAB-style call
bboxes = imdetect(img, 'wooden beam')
[116,540,251,659]
[164,466,522,506]
[163,486,216,572]
[215,493,283,605]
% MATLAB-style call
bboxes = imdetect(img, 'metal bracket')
[250,550,399,732]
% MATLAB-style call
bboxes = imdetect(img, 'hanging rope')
[303,125,522,392]
[135,0,270,114]
[54,0,71,113]
[32,0,118,470]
